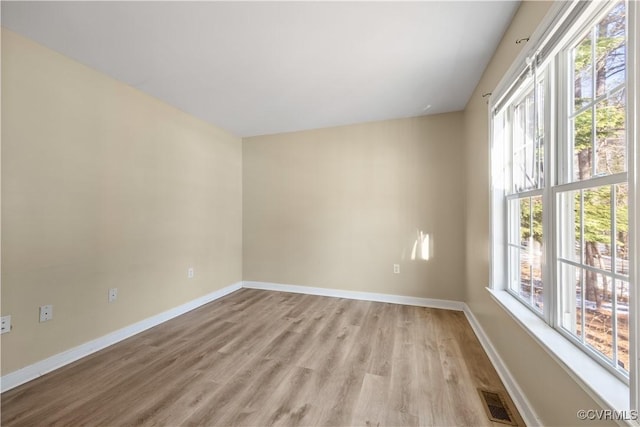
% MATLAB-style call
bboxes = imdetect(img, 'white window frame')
[489,0,638,418]
[501,72,549,318]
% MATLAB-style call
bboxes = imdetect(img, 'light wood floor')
[1,289,524,426]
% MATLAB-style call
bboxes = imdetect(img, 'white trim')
[242,280,465,311]
[0,281,243,393]
[462,303,542,427]
[627,0,639,413]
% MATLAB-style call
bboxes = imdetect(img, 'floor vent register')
[477,388,517,425]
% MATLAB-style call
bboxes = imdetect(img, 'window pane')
[519,197,532,302]
[595,1,626,95]
[583,186,612,274]
[512,90,539,192]
[526,92,536,188]
[511,195,544,311]
[616,279,629,373]
[536,79,545,188]
[595,90,626,176]
[557,190,581,262]
[573,108,593,181]
[531,196,543,312]
[507,198,520,245]
[513,100,525,192]
[584,281,613,363]
[573,31,593,110]
[615,184,629,276]
[508,246,520,294]
[560,261,582,338]
[520,197,531,245]
[519,249,532,301]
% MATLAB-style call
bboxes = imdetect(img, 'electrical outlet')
[1,315,11,334]
[393,264,400,274]
[39,305,53,323]
[108,288,118,303]
[187,267,194,279]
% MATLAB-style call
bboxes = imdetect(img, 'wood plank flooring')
[1,289,525,426]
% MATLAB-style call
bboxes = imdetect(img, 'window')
[491,0,637,411]
[503,75,546,315]
[556,0,629,379]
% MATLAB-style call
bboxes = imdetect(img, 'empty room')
[1,1,638,426]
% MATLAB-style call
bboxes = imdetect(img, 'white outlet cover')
[1,315,11,334]
[39,305,53,322]
[109,288,118,302]
[188,267,194,279]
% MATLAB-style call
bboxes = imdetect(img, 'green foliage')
[573,104,625,152]
[574,37,591,72]
[573,35,624,77]
[519,197,543,244]
[571,5,626,254]
[574,109,592,152]
[581,187,611,244]
[516,3,627,268]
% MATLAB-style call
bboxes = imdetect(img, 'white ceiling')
[2,1,519,137]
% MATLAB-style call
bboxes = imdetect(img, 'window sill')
[486,287,632,419]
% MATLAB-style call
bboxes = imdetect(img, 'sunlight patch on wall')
[411,230,432,261]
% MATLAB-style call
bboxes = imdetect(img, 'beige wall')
[462,2,614,425]
[243,114,465,301]
[1,29,243,375]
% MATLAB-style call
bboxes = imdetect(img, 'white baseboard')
[0,281,243,393]
[462,303,541,427]
[242,280,465,311]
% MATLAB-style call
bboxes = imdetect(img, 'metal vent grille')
[477,388,517,425]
